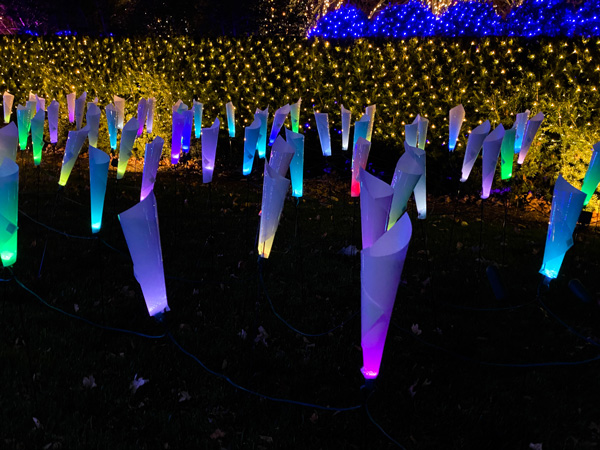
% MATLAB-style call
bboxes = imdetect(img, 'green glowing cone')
[0,157,18,267]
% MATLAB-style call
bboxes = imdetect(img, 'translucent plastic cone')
[137,98,148,136]
[105,104,118,151]
[448,104,465,151]
[89,146,110,233]
[118,191,169,317]
[35,94,45,113]
[405,120,418,148]
[0,123,18,162]
[146,97,156,134]
[406,144,427,219]
[361,212,412,380]
[500,127,516,180]
[3,92,14,123]
[141,136,164,201]
[86,102,101,148]
[243,117,261,176]
[226,101,235,138]
[75,92,87,130]
[359,167,393,249]
[269,135,294,177]
[31,109,45,166]
[481,124,505,199]
[269,104,290,145]
[314,112,331,157]
[539,175,585,279]
[181,110,193,153]
[513,110,530,154]
[460,120,490,182]
[59,125,89,186]
[17,106,31,151]
[285,128,305,198]
[255,107,269,159]
[353,113,370,152]
[365,104,376,142]
[0,157,18,267]
[290,98,301,134]
[171,109,185,165]
[66,92,76,123]
[417,115,429,150]
[117,118,139,179]
[581,142,600,206]
[388,144,424,229]
[258,164,290,259]
[202,117,219,183]
[193,100,203,139]
[351,137,371,197]
[341,104,351,151]
[47,100,59,144]
[114,95,125,130]
[518,112,544,165]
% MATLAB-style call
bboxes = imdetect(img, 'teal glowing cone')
[117,118,139,180]
[448,104,465,151]
[66,92,76,123]
[226,101,235,138]
[255,107,269,159]
[513,110,529,154]
[137,98,148,136]
[500,127,516,180]
[285,128,304,197]
[269,104,290,145]
[47,100,59,144]
[89,146,110,233]
[105,104,118,151]
[481,124,505,199]
[141,136,164,201]
[539,175,585,280]
[86,102,101,148]
[59,125,89,187]
[388,143,424,229]
[202,118,219,183]
[461,120,490,182]
[341,104,351,151]
[3,92,14,124]
[581,142,600,206]
[290,98,301,133]
[118,191,169,317]
[314,112,331,157]
[31,109,45,166]
[146,97,156,134]
[353,113,370,152]
[193,100,203,138]
[0,157,18,267]
[351,137,371,197]
[75,92,87,130]
[518,112,544,165]
[0,123,18,162]
[114,95,125,130]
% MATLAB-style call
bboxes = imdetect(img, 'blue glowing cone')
[105,104,118,151]
[0,123,18,162]
[202,117,219,183]
[285,128,304,198]
[255,106,269,159]
[448,104,465,152]
[314,111,331,157]
[269,104,290,145]
[141,136,164,201]
[89,146,110,233]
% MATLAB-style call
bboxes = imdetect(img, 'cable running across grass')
[365,390,408,449]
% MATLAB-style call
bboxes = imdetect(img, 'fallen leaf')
[83,375,97,389]
[210,429,226,440]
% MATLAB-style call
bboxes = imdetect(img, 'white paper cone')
[75,92,87,130]
[361,212,412,379]
[290,98,301,134]
[513,110,530,154]
[481,124,505,199]
[146,97,156,134]
[114,95,125,130]
[0,123,18,162]
[359,167,393,249]
[31,109,45,166]
[47,100,59,144]
[59,125,89,186]
[117,117,139,180]
[137,98,148,136]
[539,175,585,279]
[388,143,424,229]
[89,146,110,233]
[461,120,490,182]
[351,137,371,197]
[285,128,305,197]
[86,102,101,148]
[269,104,290,145]
[243,117,261,176]
[269,135,295,178]
[404,121,418,148]
[66,92,76,123]
[448,104,465,151]
[406,144,427,219]
[255,107,269,159]
[314,112,331,157]
[518,112,544,165]
[3,92,14,123]
[0,157,18,267]
[202,117,219,183]
[258,163,290,259]
[226,101,235,138]
[141,136,164,201]
[365,104,376,141]
[341,104,351,151]
[118,191,169,317]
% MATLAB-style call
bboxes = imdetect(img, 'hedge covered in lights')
[0,35,599,209]
[309,0,600,38]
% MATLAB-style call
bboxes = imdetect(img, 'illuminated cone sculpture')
[86,102,101,148]
[114,95,125,130]
[31,109,45,166]
[193,100,203,139]
[66,92,76,123]
[481,124,505,199]
[269,104,290,145]
[117,117,139,179]
[137,98,148,136]
[89,146,110,233]
[513,110,530,154]
[255,106,269,159]
[3,92,14,123]
[290,98,301,134]
[500,127,516,180]
[285,128,305,198]
[59,125,89,187]
[460,120,490,182]
[226,101,235,138]
[16,105,31,151]
[202,117,219,183]
[243,117,261,176]
[518,112,544,165]
[268,135,294,177]
[388,143,424,229]
[171,108,185,165]
[47,100,59,144]
[105,104,118,151]
[258,163,290,259]
[581,142,600,205]
[359,167,393,249]
[448,104,465,151]
[314,111,331,157]
[0,123,18,162]
[341,104,351,151]
[141,136,164,201]
[146,97,156,134]
[0,157,18,267]
[351,137,371,197]
[75,91,87,130]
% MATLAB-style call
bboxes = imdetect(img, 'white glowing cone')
[66,92,76,123]
[388,143,424,229]
[518,112,544,165]
[75,92,87,130]
[59,125,90,187]
[86,102,101,148]
[202,117,219,183]
[141,136,164,201]
[448,104,465,151]
[114,95,125,130]
[0,123,18,162]
[359,167,393,249]
[3,92,14,123]
[268,135,295,177]
[460,120,490,182]
[146,97,156,134]
[269,104,290,145]
[258,164,290,259]
[314,112,331,157]
[481,124,505,199]
[243,117,261,176]
[341,104,351,151]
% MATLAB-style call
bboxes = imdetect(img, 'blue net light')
[369,1,437,38]
[436,1,504,37]
[308,6,369,39]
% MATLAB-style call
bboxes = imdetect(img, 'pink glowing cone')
[66,92,76,123]
[351,137,371,197]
